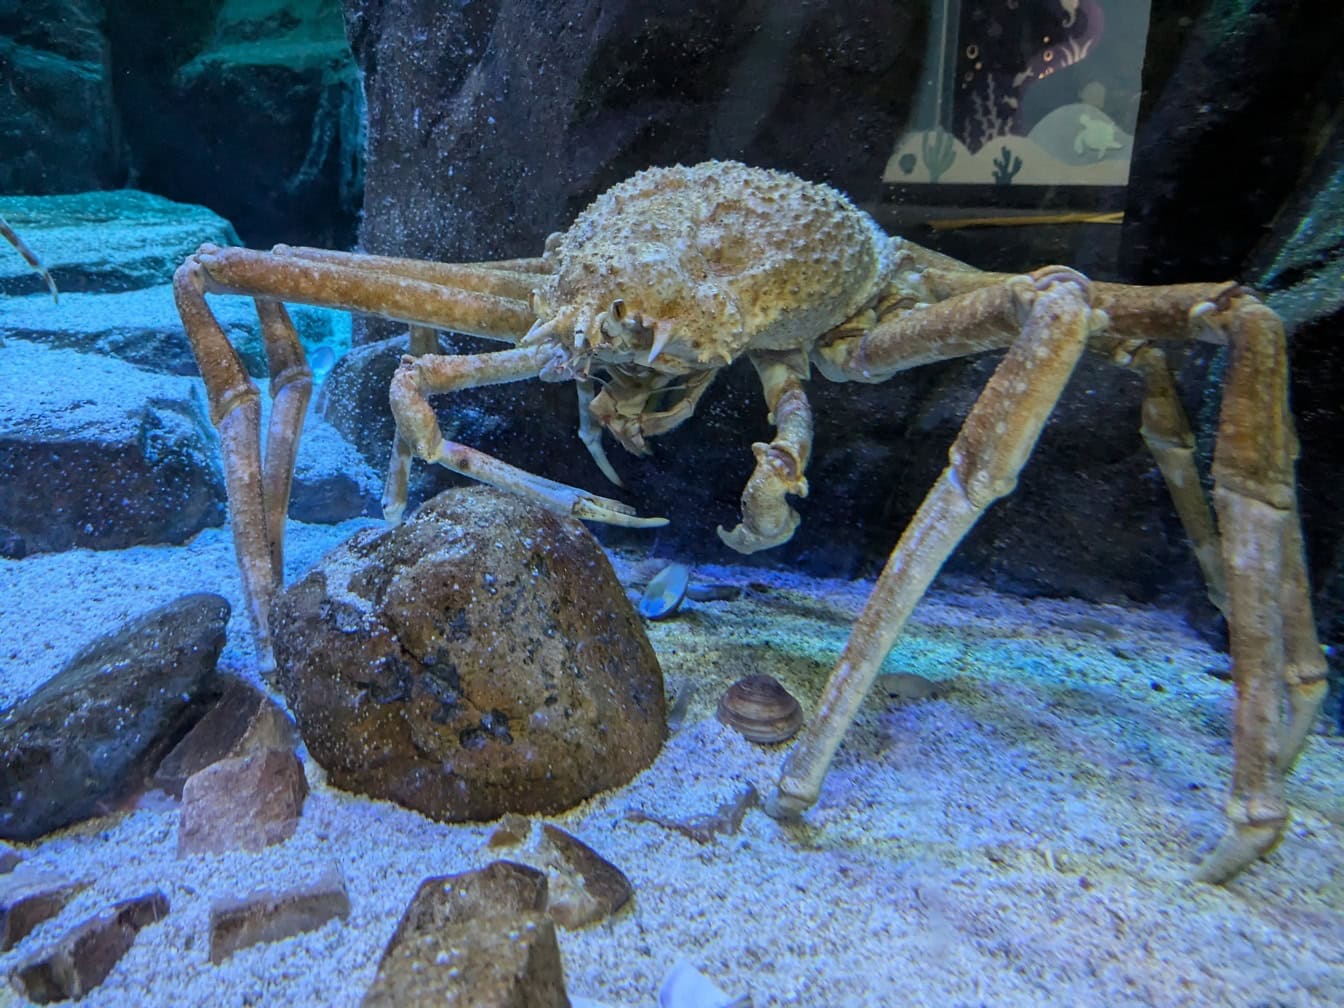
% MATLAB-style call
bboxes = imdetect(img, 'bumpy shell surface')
[542,160,898,368]
[716,674,804,744]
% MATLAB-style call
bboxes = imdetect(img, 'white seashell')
[659,959,752,1008]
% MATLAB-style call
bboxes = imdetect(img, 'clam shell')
[716,674,803,744]
[638,562,691,619]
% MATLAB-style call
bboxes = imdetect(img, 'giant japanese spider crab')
[175,161,1324,883]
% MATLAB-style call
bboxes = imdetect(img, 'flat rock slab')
[0,341,226,556]
[0,190,239,297]
[271,487,666,822]
[9,890,169,1003]
[363,861,567,1007]
[0,593,228,841]
[209,866,350,964]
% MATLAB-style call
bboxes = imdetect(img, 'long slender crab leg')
[1,215,58,302]
[717,350,813,553]
[185,245,535,339]
[387,349,669,529]
[1195,295,1327,882]
[254,300,313,583]
[174,244,542,662]
[1124,344,1228,615]
[768,267,1100,818]
[268,245,549,305]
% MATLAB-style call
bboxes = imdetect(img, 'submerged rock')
[270,487,666,822]
[0,594,229,841]
[0,342,226,557]
[364,861,566,1008]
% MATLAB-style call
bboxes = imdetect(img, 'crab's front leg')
[717,350,813,553]
[386,348,668,529]
[768,267,1102,818]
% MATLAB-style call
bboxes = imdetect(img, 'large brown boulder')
[270,488,665,821]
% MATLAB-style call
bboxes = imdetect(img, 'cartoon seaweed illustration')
[992,145,1023,185]
[921,129,957,183]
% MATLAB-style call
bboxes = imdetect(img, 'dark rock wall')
[1,0,361,249]
[346,0,925,264]
[0,0,127,192]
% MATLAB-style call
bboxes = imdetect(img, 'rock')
[270,487,666,822]
[0,843,19,874]
[0,594,228,842]
[8,891,169,1004]
[347,0,923,269]
[534,825,632,930]
[0,190,240,298]
[0,191,348,375]
[363,861,568,1008]
[208,865,350,964]
[0,868,88,952]
[0,342,226,557]
[127,0,363,249]
[0,0,126,194]
[177,748,309,856]
[153,679,299,799]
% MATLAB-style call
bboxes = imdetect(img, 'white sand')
[1,518,1341,1007]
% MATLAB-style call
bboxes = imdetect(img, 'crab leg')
[718,350,814,553]
[254,300,313,583]
[1125,344,1228,615]
[768,267,1099,818]
[1195,296,1326,882]
[387,349,669,529]
[185,245,535,340]
[268,245,548,306]
[174,244,542,661]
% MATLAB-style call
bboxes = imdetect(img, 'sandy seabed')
[1,517,1341,1007]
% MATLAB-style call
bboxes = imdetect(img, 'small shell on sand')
[638,562,691,619]
[716,674,803,744]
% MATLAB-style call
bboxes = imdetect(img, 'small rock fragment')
[9,891,168,1004]
[209,866,350,963]
[177,748,308,856]
[1,867,87,952]
[536,825,633,929]
[875,671,942,701]
[153,678,298,798]
[685,583,742,603]
[363,861,567,1008]
[486,813,532,849]
[0,842,20,873]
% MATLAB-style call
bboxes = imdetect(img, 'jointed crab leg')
[1196,295,1326,882]
[267,245,549,304]
[387,349,669,529]
[174,244,545,662]
[718,349,814,553]
[770,267,1100,818]
[185,245,535,340]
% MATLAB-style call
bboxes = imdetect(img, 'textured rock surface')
[0,594,228,841]
[0,342,226,557]
[363,861,567,1008]
[176,747,309,856]
[208,865,349,963]
[270,487,666,822]
[9,891,169,1003]
[0,0,125,193]
[152,678,299,799]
